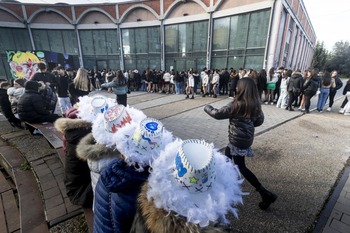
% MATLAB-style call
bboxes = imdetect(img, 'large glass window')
[33,29,78,55]
[0,28,32,52]
[212,9,271,70]
[213,18,229,51]
[165,21,208,72]
[247,10,270,48]
[0,28,32,80]
[79,29,120,70]
[229,15,249,49]
[122,27,160,71]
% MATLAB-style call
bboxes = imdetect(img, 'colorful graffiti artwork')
[6,51,45,80]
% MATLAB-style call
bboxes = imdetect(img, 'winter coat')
[331,76,343,91]
[7,87,25,113]
[287,72,303,94]
[54,118,93,207]
[68,82,90,105]
[93,158,149,233]
[129,183,227,233]
[17,89,51,122]
[343,81,350,95]
[76,133,123,194]
[303,76,320,95]
[38,83,58,113]
[204,102,264,149]
[101,78,128,95]
[31,71,55,85]
[0,88,17,121]
[55,74,71,98]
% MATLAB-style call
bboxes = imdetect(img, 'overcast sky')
[303,0,350,50]
[14,0,350,51]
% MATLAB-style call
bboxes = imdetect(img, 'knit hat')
[24,80,41,91]
[14,78,26,87]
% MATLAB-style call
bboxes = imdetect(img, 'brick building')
[0,0,316,79]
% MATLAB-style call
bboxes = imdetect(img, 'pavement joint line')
[155,99,225,120]
[313,167,350,233]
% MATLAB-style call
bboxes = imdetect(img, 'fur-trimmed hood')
[76,133,123,161]
[54,118,92,134]
[136,183,227,233]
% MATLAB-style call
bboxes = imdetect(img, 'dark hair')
[38,63,46,71]
[268,67,274,81]
[115,70,127,86]
[231,78,261,118]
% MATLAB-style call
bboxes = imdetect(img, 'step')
[0,144,49,233]
[0,168,19,233]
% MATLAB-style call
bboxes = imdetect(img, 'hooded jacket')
[76,133,123,193]
[204,102,264,149]
[287,72,303,93]
[129,183,227,233]
[93,158,149,233]
[17,81,51,122]
[54,118,93,207]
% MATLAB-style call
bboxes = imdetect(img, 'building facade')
[0,0,316,79]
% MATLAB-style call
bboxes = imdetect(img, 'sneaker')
[345,112,350,116]
[270,102,274,105]
[264,101,268,105]
[339,108,345,114]
[190,96,194,99]
[326,107,331,112]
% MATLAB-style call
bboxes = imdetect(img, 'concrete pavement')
[0,89,349,232]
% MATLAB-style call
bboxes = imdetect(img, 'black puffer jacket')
[287,72,303,93]
[17,82,50,122]
[0,88,15,120]
[204,102,264,149]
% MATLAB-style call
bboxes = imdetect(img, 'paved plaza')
[0,90,350,232]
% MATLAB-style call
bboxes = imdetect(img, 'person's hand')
[316,88,321,95]
[204,105,213,113]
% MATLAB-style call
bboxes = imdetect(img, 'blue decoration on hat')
[175,153,187,177]
[145,122,158,134]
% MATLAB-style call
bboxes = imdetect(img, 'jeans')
[216,83,220,95]
[317,88,330,110]
[175,82,181,94]
[58,97,72,116]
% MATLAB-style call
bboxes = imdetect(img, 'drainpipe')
[207,11,213,69]
[264,0,277,69]
[160,19,165,71]
[22,5,35,50]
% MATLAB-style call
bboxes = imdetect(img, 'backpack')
[322,75,332,86]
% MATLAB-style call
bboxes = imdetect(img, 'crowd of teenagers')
[0,62,349,232]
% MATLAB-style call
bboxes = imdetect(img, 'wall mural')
[7,51,43,80]
[6,51,74,80]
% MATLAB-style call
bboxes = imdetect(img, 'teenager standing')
[204,78,277,210]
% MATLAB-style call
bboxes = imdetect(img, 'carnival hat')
[103,105,132,133]
[132,117,163,153]
[147,139,244,227]
[175,139,216,193]
[77,95,116,123]
[91,95,109,115]
[113,117,173,170]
